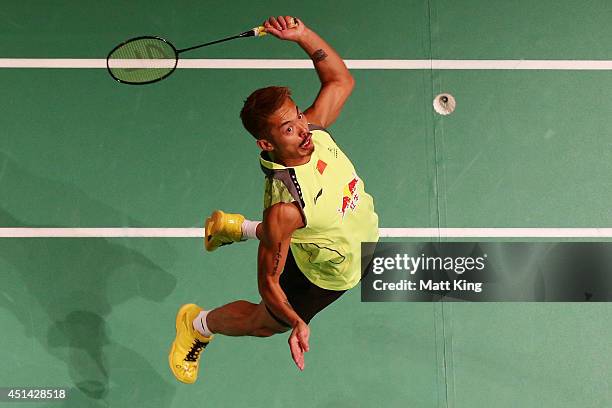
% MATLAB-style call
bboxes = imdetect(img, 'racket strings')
[106,22,288,85]
[107,37,178,84]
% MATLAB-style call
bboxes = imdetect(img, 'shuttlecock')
[433,93,456,115]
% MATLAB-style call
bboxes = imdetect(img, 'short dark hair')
[240,86,292,139]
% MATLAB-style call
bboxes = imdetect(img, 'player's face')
[261,98,313,166]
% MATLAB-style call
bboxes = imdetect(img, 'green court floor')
[1,1,611,407]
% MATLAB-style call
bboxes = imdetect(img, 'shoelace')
[185,339,207,362]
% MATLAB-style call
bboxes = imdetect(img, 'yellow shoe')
[204,210,245,252]
[169,304,213,384]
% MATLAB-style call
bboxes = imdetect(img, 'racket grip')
[254,18,298,37]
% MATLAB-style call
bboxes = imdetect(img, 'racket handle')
[254,17,298,37]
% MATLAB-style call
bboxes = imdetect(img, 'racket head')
[107,36,179,85]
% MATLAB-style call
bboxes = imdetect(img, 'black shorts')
[265,248,347,327]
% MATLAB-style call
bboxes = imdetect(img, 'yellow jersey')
[260,124,379,290]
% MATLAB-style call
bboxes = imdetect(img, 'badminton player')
[169,15,379,383]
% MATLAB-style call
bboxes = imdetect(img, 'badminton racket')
[107,18,298,85]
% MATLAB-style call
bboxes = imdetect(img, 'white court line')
[1,57,610,238]
[1,228,612,238]
[1,59,611,70]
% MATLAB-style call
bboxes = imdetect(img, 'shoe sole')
[169,303,198,384]
[204,211,224,251]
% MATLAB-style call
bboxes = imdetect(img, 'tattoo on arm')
[272,243,282,276]
[311,49,328,63]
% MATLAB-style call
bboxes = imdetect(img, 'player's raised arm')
[263,16,354,128]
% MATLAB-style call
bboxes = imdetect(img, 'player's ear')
[257,138,274,152]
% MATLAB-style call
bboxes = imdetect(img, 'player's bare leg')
[169,300,286,384]
[206,300,288,337]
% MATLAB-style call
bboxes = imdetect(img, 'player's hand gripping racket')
[107,18,298,85]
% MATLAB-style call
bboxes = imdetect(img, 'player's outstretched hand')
[263,16,306,42]
[288,319,310,370]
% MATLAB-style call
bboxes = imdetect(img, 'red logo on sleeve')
[339,175,360,218]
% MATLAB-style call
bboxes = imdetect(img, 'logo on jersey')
[316,160,327,175]
[314,188,323,204]
[339,175,360,218]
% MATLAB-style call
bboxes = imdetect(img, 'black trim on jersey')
[296,242,346,265]
[286,168,305,208]
[260,153,307,223]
